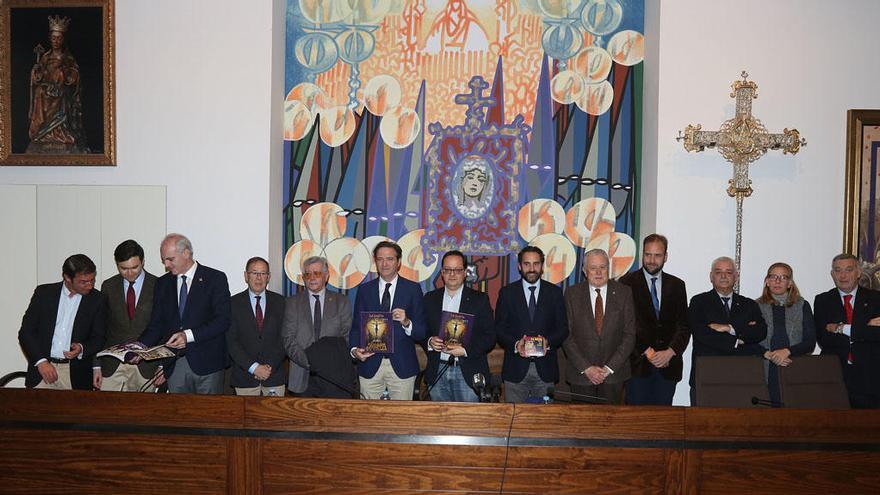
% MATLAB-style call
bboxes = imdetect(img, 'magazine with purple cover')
[360,311,394,354]
[439,310,475,347]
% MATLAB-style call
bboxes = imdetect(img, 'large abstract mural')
[282,0,645,298]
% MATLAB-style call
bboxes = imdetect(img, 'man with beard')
[495,246,568,402]
[619,234,690,405]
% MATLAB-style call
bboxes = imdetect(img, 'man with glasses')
[423,250,495,402]
[227,257,287,396]
[283,256,355,397]
[688,256,766,404]
[19,254,107,390]
[814,254,880,408]
[350,241,427,400]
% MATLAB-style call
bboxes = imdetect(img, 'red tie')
[126,281,136,321]
[844,294,853,364]
[594,288,604,335]
[255,295,264,331]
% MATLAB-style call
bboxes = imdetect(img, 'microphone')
[308,368,365,400]
[546,386,609,404]
[472,373,487,401]
[751,396,784,408]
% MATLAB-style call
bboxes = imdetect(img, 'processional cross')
[677,71,807,290]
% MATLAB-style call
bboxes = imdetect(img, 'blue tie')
[528,286,537,321]
[178,275,188,320]
[650,277,660,320]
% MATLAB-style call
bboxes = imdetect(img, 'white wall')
[0,0,286,382]
[644,0,880,404]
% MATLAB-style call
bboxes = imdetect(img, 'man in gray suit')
[227,257,287,396]
[93,240,160,392]
[562,248,637,404]
[282,256,354,397]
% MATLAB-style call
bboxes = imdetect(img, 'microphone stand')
[309,369,366,400]
[546,387,609,404]
[751,396,784,408]
[421,361,451,401]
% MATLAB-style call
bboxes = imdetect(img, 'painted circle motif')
[285,82,330,112]
[580,0,623,36]
[538,0,584,18]
[294,32,339,74]
[530,233,577,284]
[318,105,357,147]
[324,237,372,290]
[299,202,347,248]
[607,30,645,66]
[397,229,438,283]
[299,0,352,24]
[363,74,402,116]
[576,80,614,116]
[284,239,323,285]
[517,199,566,241]
[284,100,313,141]
[565,198,617,248]
[572,46,613,83]
[541,22,583,61]
[379,106,421,149]
[585,232,636,279]
[450,154,495,221]
[550,70,585,104]
[345,0,392,25]
[336,28,375,64]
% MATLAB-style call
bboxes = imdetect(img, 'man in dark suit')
[138,233,231,394]
[423,250,495,402]
[814,253,880,408]
[227,257,287,396]
[349,241,426,400]
[688,256,767,404]
[496,246,569,403]
[563,248,636,404]
[283,255,354,397]
[619,234,690,405]
[93,240,159,392]
[18,254,107,390]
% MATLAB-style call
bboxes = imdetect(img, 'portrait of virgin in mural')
[451,154,494,220]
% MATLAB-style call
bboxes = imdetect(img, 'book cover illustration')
[439,310,475,347]
[361,311,394,354]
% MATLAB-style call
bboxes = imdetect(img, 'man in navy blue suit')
[495,246,569,402]
[138,233,231,394]
[350,241,426,400]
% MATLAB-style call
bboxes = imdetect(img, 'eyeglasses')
[301,271,325,279]
[766,274,790,282]
[247,271,269,278]
[441,268,465,275]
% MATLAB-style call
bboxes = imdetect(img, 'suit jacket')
[619,269,690,381]
[282,289,352,393]
[688,289,767,386]
[349,276,427,379]
[422,286,495,390]
[18,282,107,389]
[226,289,287,388]
[139,263,231,376]
[562,280,637,385]
[814,287,880,396]
[495,279,569,383]
[98,272,159,379]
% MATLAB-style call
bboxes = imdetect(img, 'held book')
[522,336,546,357]
[97,341,176,362]
[360,311,394,354]
[439,310,475,347]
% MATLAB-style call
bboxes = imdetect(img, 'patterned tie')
[721,296,731,319]
[255,295,264,331]
[380,282,391,311]
[594,288,604,335]
[528,286,537,321]
[650,277,660,320]
[126,280,136,321]
[313,294,322,339]
[178,275,188,320]
[844,294,853,364]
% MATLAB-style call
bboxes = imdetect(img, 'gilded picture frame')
[0,0,115,166]
[843,109,880,289]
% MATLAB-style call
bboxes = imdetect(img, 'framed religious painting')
[843,109,880,289]
[0,0,115,166]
